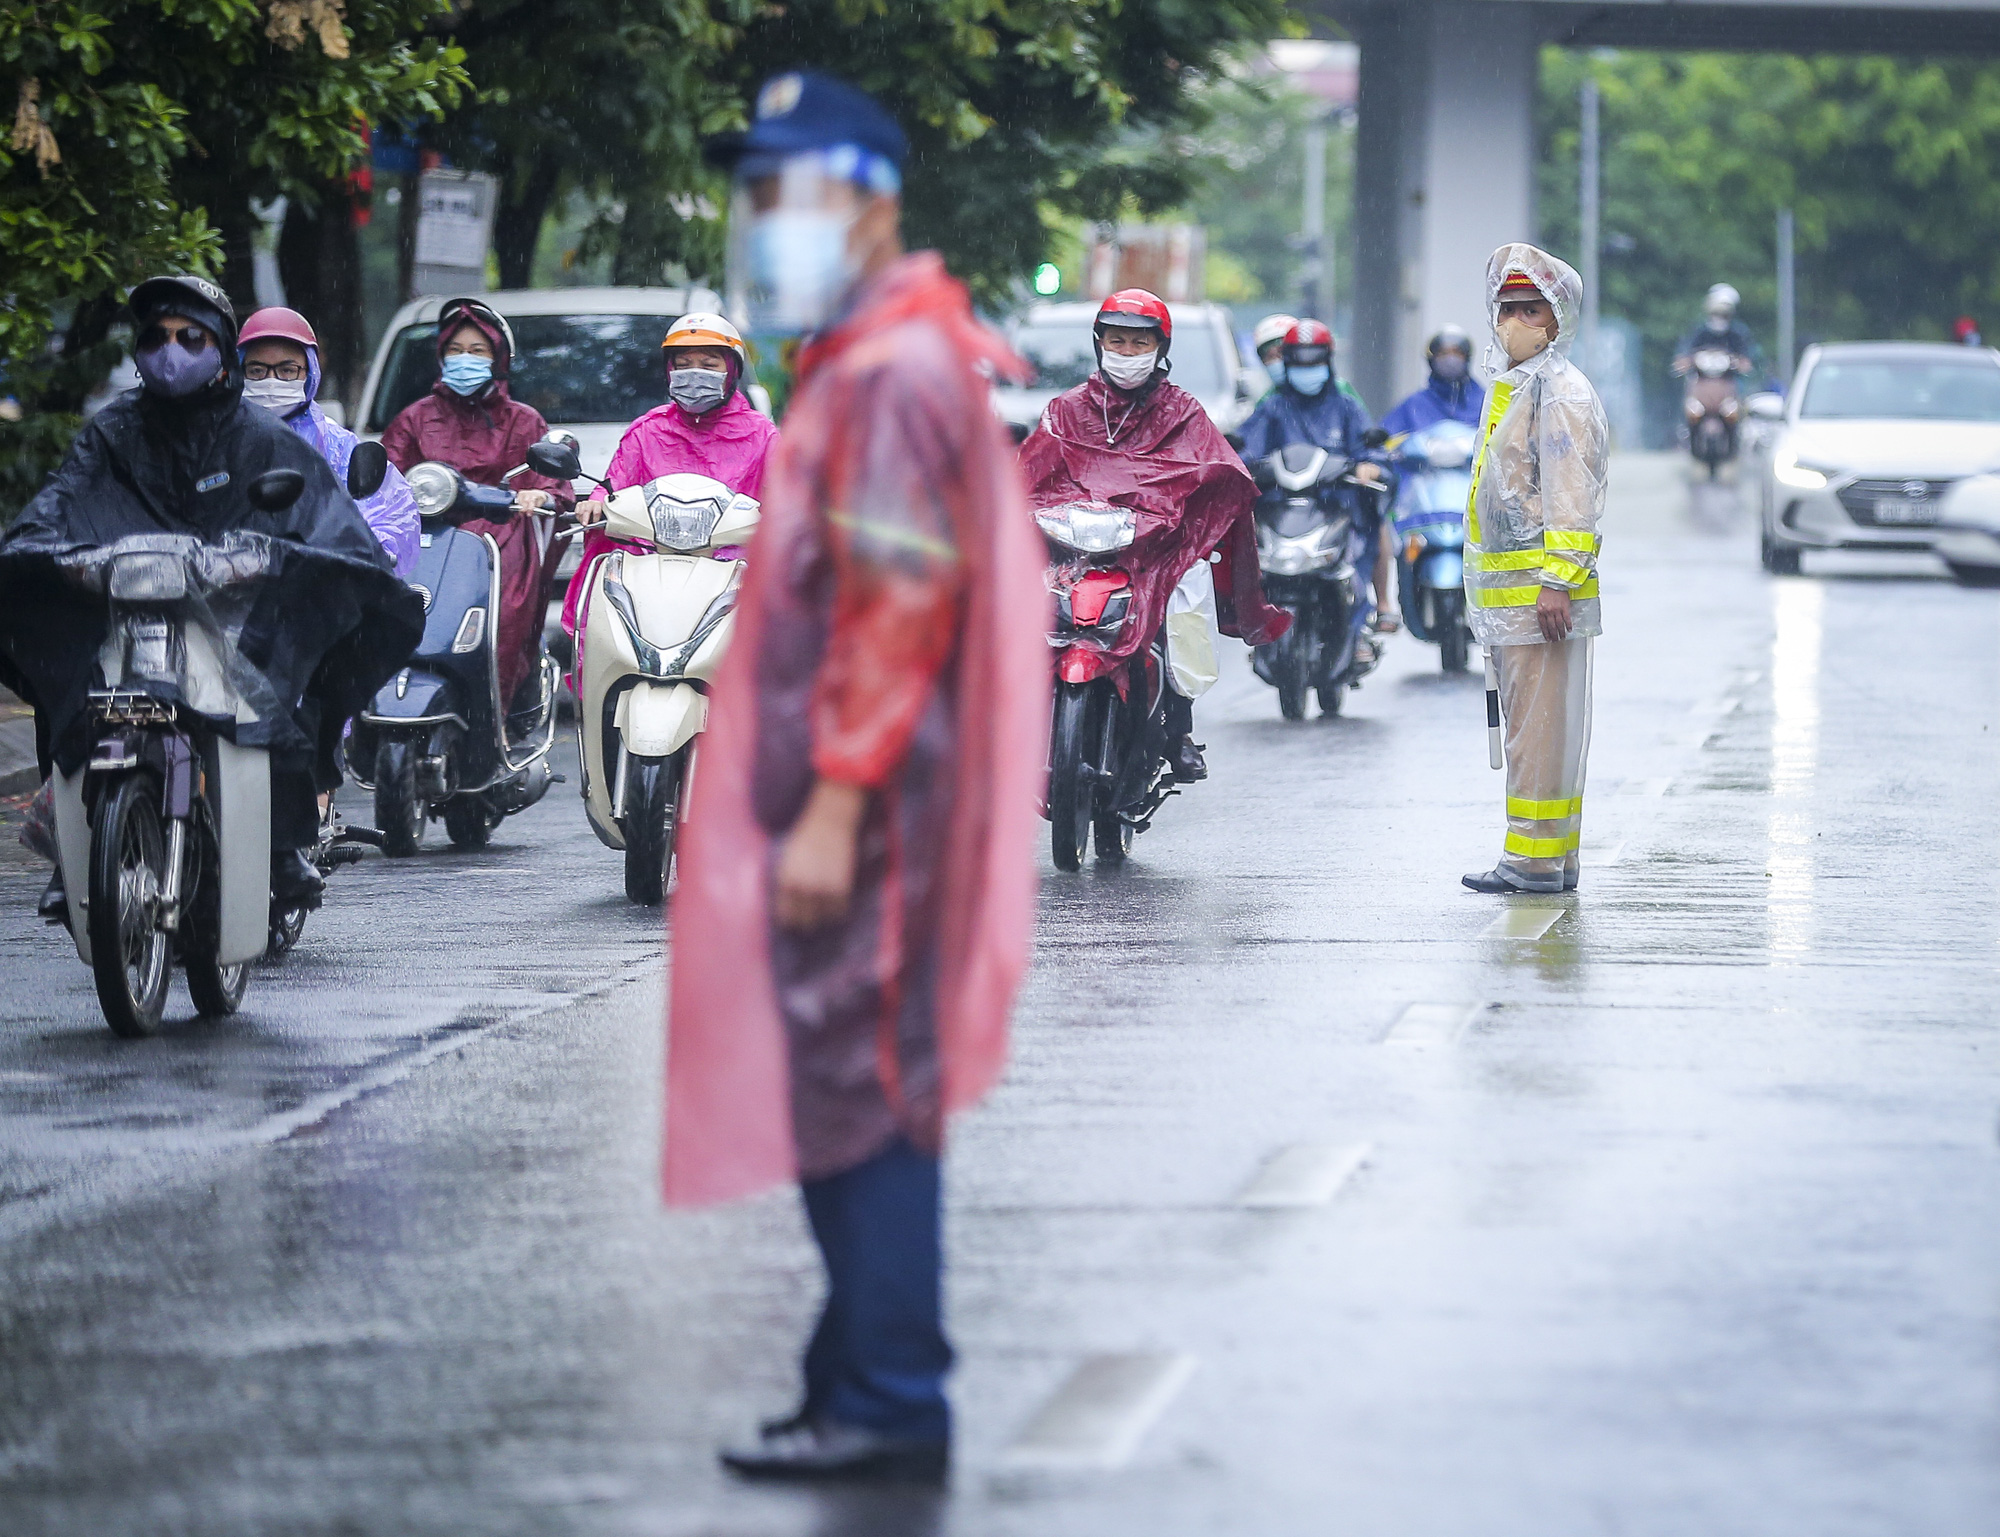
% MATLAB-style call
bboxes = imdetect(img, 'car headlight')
[1773,448,1831,490]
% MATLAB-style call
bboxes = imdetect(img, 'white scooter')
[532,440,758,905]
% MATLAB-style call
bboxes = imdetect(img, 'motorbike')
[1247,441,1390,719]
[1682,348,1749,479]
[1040,499,1182,872]
[344,445,569,855]
[1391,419,1477,673]
[46,472,305,1036]
[548,446,758,906]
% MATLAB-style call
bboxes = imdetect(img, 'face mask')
[441,353,493,395]
[668,367,730,417]
[1495,316,1552,366]
[1706,315,1730,331]
[1099,348,1159,391]
[1264,358,1286,386]
[136,338,220,400]
[1286,364,1331,397]
[1432,352,1469,383]
[243,376,309,417]
[749,210,857,331]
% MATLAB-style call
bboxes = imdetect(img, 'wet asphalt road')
[2,454,1997,1535]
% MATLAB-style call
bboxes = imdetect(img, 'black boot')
[1171,734,1208,782]
[721,1414,948,1484]
[37,867,67,925]
[270,849,325,908]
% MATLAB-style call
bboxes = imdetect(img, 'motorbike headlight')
[406,461,459,520]
[1413,431,1474,469]
[646,487,725,552]
[1036,502,1135,554]
[1773,448,1831,490]
[108,551,188,602]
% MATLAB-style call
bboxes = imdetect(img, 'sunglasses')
[243,361,308,381]
[138,323,213,354]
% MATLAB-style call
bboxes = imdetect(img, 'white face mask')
[243,376,309,417]
[668,367,730,417]
[1100,348,1158,391]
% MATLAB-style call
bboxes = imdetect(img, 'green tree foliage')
[1539,50,2000,440]
[0,0,465,516]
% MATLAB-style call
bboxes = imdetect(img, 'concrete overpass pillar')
[1350,2,1539,416]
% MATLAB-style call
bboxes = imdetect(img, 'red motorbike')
[1038,499,1182,872]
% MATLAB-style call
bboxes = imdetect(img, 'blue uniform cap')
[706,71,906,192]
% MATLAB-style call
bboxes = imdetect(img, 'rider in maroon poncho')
[1019,289,1289,780]
[380,298,574,719]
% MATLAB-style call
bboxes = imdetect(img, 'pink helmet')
[238,307,319,350]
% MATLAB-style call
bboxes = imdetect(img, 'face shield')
[726,146,896,334]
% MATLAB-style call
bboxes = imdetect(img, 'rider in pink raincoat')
[561,312,777,681]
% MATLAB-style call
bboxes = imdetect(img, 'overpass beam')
[1351,2,1539,415]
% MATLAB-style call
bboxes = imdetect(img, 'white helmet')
[1704,283,1740,318]
[662,310,747,367]
[1253,313,1298,353]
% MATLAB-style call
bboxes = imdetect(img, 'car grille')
[1837,477,1956,525]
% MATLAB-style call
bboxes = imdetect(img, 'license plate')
[1870,499,1940,525]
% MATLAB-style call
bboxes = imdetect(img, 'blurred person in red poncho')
[667,72,1047,1483]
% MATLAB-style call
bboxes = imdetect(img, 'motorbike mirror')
[1746,392,1786,422]
[246,468,306,513]
[347,441,389,500]
[1361,427,1389,449]
[526,438,583,482]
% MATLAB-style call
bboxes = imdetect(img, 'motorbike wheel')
[185,952,250,1017]
[1438,593,1470,673]
[1274,627,1310,722]
[266,904,309,959]
[1048,682,1093,873]
[1091,697,1131,863]
[375,740,425,858]
[623,754,680,906]
[87,775,172,1038]
[1317,680,1346,717]
[443,796,494,850]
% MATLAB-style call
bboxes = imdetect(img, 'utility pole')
[1776,207,1796,388]
[1301,116,1328,322]
[1579,76,1601,370]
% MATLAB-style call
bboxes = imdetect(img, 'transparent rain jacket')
[1466,243,1609,646]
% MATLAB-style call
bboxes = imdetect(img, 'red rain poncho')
[663,253,1048,1205]
[1019,374,1289,680]
[381,315,574,710]
[559,392,777,655]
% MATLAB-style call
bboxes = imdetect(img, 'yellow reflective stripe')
[1542,529,1600,552]
[1507,795,1583,819]
[1471,577,1599,607]
[1505,830,1582,858]
[1466,380,1515,543]
[827,511,957,561]
[1543,556,1592,586]
[1468,550,1546,572]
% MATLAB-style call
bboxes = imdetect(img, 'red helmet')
[1282,318,1334,365]
[1095,288,1172,344]
[238,306,318,352]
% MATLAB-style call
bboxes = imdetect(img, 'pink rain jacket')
[558,392,777,646]
[663,253,1047,1204]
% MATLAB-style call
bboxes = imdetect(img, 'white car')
[994,301,1255,441]
[355,285,735,480]
[1758,341,2000,576]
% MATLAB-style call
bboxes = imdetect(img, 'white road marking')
[1383,1002,1482,1047]
[1005,1352,1197,1470]
[1580,842,1625,867]
[1480,906,1566,940]
[1617,777,1671,797]
[1237,1141,1371,1208]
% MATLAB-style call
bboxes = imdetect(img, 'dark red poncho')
[1019,374,1289,677]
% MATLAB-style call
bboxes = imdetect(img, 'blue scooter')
[1392,419,1478,673]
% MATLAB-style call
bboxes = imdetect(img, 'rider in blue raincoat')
[1236,319,1397,627]
[1382,326,1484,438]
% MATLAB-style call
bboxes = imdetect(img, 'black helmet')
[1426,325,1472,364]
[129,273,237,352]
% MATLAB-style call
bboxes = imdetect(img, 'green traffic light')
[1032,263,1062,296]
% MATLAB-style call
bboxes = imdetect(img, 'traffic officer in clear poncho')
[1461,244,1609,895]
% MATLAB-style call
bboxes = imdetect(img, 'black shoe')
[270,849,325,908]
[1462,868,1524,894]
[1172,735,1208,782]
[37,868,67,925]
[721,1415,948,1484]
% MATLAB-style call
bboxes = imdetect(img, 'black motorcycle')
[1248,439,1391,720]
[344,445,570,855]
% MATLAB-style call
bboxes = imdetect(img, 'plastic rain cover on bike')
[0,392,422,776]
[1467,244,1609,648]
[663,253,1048,1206]
[1020,374,1289,678]
[1165,560,1219,698]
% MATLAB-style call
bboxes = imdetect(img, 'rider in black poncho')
[0,275,422,919]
